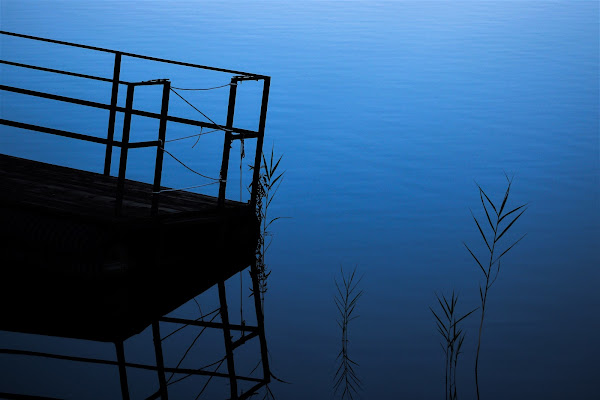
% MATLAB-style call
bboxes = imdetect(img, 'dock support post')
[218,77,238,208]
[250,77,270,209]
[115,84,135,216]
[104,52,121,176]
[115,341,131,400]
[218,280,239,399]
[151,321,169,399]
[250,260,271,383]
[151,81,170,215]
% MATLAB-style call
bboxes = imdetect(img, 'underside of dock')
[1,154,258,342]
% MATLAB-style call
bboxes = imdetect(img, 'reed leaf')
[479,189,496,232]
[464,243,487,278]
[498,179,512,217]
[495,208,527,243]
[492,233,527,266]
[477,183,498,216]
[498,203,528,224]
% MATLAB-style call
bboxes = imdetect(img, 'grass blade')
[495,208,527,243]
[464,243,487,278]
[498,203,527,224]
[492,233,527,266]
[471,210,491,252]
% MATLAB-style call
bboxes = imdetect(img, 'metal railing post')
[151,81,170,216]
[115,84,135,216]
[218,280,239,398]
[104,52,121,176]
[250,259,271,384]
[217,77,238,208]
[250,77,270,209]
[115,341,131,400]
[151,321,169,399]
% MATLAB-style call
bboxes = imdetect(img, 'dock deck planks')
[0,153,259,342]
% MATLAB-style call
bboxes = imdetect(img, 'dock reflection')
[0,258,270,399]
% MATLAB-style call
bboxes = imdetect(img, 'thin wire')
[166,355,228,387]
[161,308,220,342]
[166,311,221,383]
[153,181,218,194]
[170,87,224,130]
[192,127,203,148]
[165,129,220,143]
[194,358,227,400]
[171,82,236,91]
[161,146,222,181]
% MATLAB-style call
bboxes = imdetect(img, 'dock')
[0,31,271,400]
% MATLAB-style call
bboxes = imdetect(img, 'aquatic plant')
[464,175,527,400]
[430,291,477,400]
[333,266,363,400]
[249,146,286,399]
[252,145,285,309]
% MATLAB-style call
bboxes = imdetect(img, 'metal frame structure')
[0,31,272,399]
[1,265,270,400]
[0,30,271,213]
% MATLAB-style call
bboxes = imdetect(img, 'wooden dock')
[0,31,272,399]
[1,154,258,342]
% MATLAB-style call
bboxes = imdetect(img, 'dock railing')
[0,31,270,216]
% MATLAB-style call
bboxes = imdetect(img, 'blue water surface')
[1,1,598,399]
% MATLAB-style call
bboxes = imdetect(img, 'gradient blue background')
[1,1,598,399]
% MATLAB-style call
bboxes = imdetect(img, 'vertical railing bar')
[115,341,131,400]
[151,81,170,216]
[115,84,134,216]
[250,77,270,208]
[218,280,239,398]
[152,321,169,400]
[104,52,122,176]
[217,77,239,208]
[250,260,271,383]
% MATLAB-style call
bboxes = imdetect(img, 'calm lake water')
[1,1,598,399]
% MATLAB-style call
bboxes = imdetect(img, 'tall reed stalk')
[250,146,286,400]
[252,146,285,309]
[464,175,527,400]
[333,266,363,400]
[430,291,477,400]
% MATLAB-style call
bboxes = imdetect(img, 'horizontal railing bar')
[0,392,63,400]
[0,118,110,145]
[231,133,259,140]
[0,83,116,111]
[0,30,266,78]
[160,316,258,333]
[127,140,162,149]
[232,331,259,350]
[239,382,268,400]
[0,84,259,136]
[164,115,257,136]
[0,119,160,149]
[0,60,129,84]
[0,348,264,382]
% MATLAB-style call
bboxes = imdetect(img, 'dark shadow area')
[0,32,273,400]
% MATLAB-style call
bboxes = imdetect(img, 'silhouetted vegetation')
[252,146,285,309]
[464,175,527,399]
[430,291,477,400]
[333,266,363,400]
[431,175,527,399]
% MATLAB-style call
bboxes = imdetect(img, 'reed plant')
[430,291,477,400]
[252,146,285,309]
[333,266,363,400]
[250,146,286,399]
[464,175,527,400]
